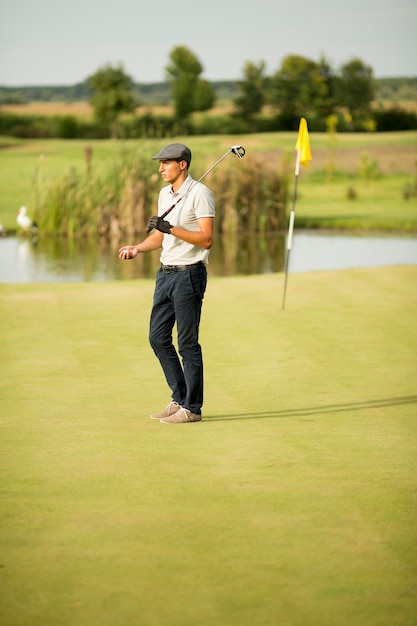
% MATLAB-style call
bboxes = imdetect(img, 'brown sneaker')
[160,407,202,424]
[150,401,180,420]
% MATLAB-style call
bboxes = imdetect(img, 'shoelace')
[175,407,190,420]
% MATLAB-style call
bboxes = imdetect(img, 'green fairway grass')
[1,267,416,626]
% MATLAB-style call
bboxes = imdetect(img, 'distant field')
[0,101,184,118]
[375,100,417,113]
[0,101,237,121]
[0,101,174,119]
[1,101,95,118]
[2,100,416,119]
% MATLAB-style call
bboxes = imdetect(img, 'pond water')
[0,231,416,283]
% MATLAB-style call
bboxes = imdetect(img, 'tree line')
[1,77,415,107]
[1,46,417,138]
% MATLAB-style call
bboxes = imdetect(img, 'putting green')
[1,267,416,626]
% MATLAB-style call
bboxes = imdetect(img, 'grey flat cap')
[152,143,191,165]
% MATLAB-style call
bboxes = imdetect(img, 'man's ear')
[180,160,188,171]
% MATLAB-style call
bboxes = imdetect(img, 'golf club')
[146,145,246,233]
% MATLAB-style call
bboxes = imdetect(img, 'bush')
[0,112,53,138]
[373,107,417,131]
[119,113,178,139]
[191,114,252,135]
[346,185,358,200]
[35,150,160,238]
[34,150,289,238]
[403,182,417,200]
[56,115,79,139]
[2,106,417,139]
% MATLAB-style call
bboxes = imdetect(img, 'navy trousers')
[149,264,207,414]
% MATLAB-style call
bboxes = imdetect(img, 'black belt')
[161,261,205,273]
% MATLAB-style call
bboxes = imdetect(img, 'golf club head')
[231,145,245,158]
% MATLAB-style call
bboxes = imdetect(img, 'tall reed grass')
[34,147,288,238]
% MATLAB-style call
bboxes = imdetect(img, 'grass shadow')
[207,394,417,421]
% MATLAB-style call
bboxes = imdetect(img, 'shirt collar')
[170,174,192,197]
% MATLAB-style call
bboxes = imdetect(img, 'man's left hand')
[147,216,173,234]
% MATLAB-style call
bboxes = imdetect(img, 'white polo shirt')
[158,174,215,266]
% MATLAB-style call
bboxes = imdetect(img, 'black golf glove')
[147,216,173,234]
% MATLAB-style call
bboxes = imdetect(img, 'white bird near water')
[17,206,38,236]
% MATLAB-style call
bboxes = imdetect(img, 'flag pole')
[282,150,301,310]
[281,118,312,310]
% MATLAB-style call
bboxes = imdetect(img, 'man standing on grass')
[119,143,215,424]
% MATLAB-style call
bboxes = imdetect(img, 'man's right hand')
[118,246,137,260]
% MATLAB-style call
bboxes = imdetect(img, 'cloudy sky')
[0,0,415,86]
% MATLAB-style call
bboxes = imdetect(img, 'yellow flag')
[295,117,312,168]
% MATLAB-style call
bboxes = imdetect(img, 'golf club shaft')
[195,145,245,183]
